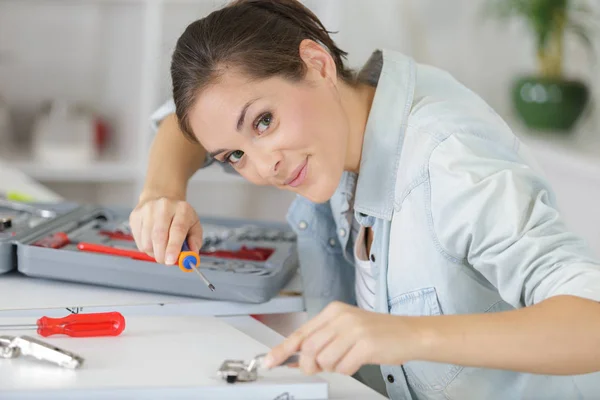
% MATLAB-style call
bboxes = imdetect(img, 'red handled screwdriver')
[77,242,156,261]
[0,312,126,338]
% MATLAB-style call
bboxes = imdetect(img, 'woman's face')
[188,46,350,203]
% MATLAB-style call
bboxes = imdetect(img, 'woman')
[131,0,600,398]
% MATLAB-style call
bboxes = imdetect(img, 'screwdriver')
[77,241,216,291]
[77,242,156,261]
[179,240,215,291]
[0,312,126,338]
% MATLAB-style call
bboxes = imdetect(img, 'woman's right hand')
[129,196,204,265]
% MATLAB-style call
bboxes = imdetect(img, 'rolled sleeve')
[429,131,600,308]
[150,98,176,133]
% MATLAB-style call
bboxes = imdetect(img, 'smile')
[284,158,309,188]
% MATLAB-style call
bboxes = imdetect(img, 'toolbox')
[0,200,80,274]
[0,200,298,303]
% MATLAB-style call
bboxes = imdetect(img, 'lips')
[284,158,308,187]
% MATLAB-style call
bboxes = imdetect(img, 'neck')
[339,81,376,174]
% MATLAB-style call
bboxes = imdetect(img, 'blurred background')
[0,0,599,254]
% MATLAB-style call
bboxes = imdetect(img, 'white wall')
[0,0,599,252]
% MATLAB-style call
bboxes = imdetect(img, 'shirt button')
[298,221,308,230]
[338,228,346,237]
[329,238,336,247]
[387,374,395,383]
[370,254,376,262]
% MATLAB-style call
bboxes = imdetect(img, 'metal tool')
[99,220,133,240]
[0,217,11,231]
[77,240,271,265]
[75,241,217,290]
[179,240,215,291]
[218,353,299,383]
[0,335,84,369]
[0,336,17,358]
[0,312,126,338]
[0,199,56,218]
[32,218,101,249]
[234,226,296,243]
[201,245,273,262]
[203,261,271,275]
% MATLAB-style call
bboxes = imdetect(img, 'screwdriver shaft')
[190,264,216,291]
[0,324,37,330]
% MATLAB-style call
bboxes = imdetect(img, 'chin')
[300,178,339,204]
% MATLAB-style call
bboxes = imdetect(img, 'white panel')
[0,315,328,399]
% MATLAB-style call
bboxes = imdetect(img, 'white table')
[0,271,305,317]
[224,315,388,399]
[0,314,386,399]
[0,306,386,399]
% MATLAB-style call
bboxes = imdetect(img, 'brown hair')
[170,0,354,143]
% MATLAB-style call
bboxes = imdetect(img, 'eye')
[254,112,273,134]
[226,150,244,164]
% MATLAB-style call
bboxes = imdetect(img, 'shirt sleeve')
[149,98,237,175]
[429,131,600,308]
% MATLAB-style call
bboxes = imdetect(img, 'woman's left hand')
[264,301,420,376]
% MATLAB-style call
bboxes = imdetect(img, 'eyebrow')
[209,98,260,160]
[208,148,228,159]
[237,98,258,131]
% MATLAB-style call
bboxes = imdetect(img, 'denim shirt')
[152,49,600,399]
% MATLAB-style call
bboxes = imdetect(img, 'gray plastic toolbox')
[0,200,80,275]
[1,202,298,303]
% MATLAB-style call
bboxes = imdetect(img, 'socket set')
[1,202,298,303]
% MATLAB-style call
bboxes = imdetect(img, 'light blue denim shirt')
[152,49,600,400]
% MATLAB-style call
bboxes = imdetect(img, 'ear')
[298,39,338,86]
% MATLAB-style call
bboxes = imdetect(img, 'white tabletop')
[0,315,386,400]
[0,271,305,317]
[223,316,388,399]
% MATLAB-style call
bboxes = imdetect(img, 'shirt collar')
[353,49,416,221]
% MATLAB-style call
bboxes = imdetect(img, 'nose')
[255,152,282,180]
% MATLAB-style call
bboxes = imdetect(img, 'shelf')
[3,160,138,183]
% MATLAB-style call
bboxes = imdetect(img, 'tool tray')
[0,201,79,274]
[1,203,298,303]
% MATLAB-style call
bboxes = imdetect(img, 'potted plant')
[485,0,596,132]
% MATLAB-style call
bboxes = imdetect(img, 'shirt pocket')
[388,287,463,393]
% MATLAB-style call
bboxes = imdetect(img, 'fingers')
[309,327,355,373]
[333,341,367,376]
[298,327,336,375]
[164,204,200,265]
[140,204,155,257]
[128,197,201,266]
[187,220,204,254]
[265,301,348,368]
[151,199,173,264]
[129,208,143,252]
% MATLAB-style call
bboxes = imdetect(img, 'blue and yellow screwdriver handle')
[178,240,216,291]
[178,241,200,272]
